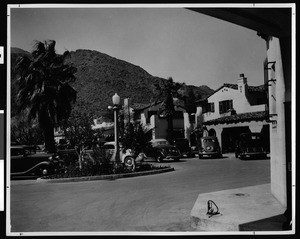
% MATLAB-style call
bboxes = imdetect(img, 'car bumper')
[164,155,181,160]
[240,152,267,157]
[199,151,220,156]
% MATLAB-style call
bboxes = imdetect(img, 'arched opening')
[208,128,216,136]
[221,127,251,153]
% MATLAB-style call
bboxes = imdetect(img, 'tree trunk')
[167,116,174,142]
[43,122,56,153]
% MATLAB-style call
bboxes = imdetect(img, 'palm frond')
[32,41,45,58]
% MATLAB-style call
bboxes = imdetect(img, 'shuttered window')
[219,100,233,114]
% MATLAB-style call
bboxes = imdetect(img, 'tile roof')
[222,83,266,93]
[248,85,267,92]
[203,111,268,125]
[131,99,185,111]
[130,102,152,111]
[196,83,266,104]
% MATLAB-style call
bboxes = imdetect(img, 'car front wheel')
[39,165,52,176]
[124,157,135,171]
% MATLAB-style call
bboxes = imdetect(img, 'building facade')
[192,6,293,213]
[132,100,192,142]
[195,74,269,153]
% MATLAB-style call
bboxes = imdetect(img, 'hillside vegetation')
[11,47,214,118]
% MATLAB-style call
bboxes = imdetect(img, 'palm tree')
[152,77,183,142]
[15,40,77,152]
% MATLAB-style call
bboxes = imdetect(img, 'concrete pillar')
[195,107,203,129]
[123,98,130,125]
[268,37,287,207]
[183,112,191,142]
[214,127,223,152]
[150,115,158,140]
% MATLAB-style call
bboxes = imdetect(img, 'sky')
[9,5,267,90]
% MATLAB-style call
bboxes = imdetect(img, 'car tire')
[199,154,203,159]
[124,157,135,171]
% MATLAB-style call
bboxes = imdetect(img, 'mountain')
[10,47,214,118]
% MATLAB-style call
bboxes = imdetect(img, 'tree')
[11,112,44,146]
[15,40,77,152]
[152,77,184,142]
[120,122,151,155]
[60,109,101,148]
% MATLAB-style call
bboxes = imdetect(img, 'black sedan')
[145,139,181,162]
[10,145,62,179]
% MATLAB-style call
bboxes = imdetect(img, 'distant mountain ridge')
[11,47,214,118]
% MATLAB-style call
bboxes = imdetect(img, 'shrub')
[43,147,171,179]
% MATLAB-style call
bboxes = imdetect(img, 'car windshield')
[203,139,216,143]
[103,144,115,150]
[240,139,263,147]
[239,134,263,146]
[152,140,169,146]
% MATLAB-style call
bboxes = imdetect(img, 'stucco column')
[195,107,203,129]
[268,37,287,207]
[214,127,223,152]
[184,112,191,142]
[150,115,159,140]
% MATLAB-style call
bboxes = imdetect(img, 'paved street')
[9,154,270,233]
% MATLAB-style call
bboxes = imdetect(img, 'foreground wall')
[267,37,288,207]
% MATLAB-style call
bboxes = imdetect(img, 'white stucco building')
[132,100,192,142]
[191,8,293,213]
[195,74,269,153]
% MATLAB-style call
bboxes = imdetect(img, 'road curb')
[36,167,175,183]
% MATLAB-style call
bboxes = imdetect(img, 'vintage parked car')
[171,138,193,157]
[101,142,136,169]
[198,136,222,159]
[10,145,60,179]
[74,142,142,172]
[145,138,181,162]
[235,133,267,160]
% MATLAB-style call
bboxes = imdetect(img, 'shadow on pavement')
[239,214,286,231]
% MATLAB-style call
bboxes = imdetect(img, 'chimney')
[237,73,248,94]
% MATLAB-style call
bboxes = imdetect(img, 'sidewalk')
[190,184,286,232]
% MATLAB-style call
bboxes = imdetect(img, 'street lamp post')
[112,93,121,165]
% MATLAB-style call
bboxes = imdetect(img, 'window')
[219,100,233,114]
[208,102,215,112]
[203,102,215,113]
